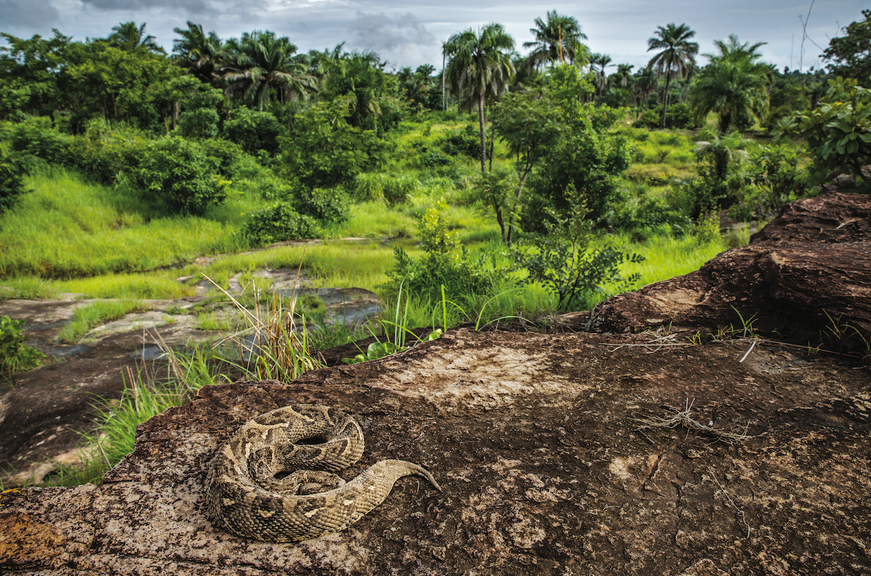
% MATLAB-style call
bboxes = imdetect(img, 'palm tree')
[634,67,658,110]
[647,23,698,128]
[523,11,588,70]
[172,21,224,84]
[444,23,516,173]
[221,31,316,109]
[689,35,770,133]
[589,53,613,101]
[108,22,163,54]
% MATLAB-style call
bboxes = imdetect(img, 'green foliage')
[0,147,33,213]
[611,195,692,235]
[513,186,642,310]
[223,107,283,155]
[281,99,389,188]
[0,315,45,377]
[349,173,420,204]
[242,202,316,246]
[4,117,74,166]
[178,108,220,139]
[822,10,871,86]
[291,187,350,227]
[736,145,808,218]
[634,103,695,129]
[774,77,871,189]
[689,36,770,134]
[385,199,496,303]
[134,137,228,215]
[438,124,484,159]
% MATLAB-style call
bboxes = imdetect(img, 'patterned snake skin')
[205,404,441,542]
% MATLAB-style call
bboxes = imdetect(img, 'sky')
[0,0,865,73]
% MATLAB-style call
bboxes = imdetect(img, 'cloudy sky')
[0,0,864,72]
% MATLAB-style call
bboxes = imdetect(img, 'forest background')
[1,8,870,361]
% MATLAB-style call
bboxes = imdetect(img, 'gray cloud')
[348,11,438,68]
[0,0,60,30]
[78,0,209,14]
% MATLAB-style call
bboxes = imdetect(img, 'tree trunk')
[660,71,671,129]
[488,118,495,173]
[478,97,487,174]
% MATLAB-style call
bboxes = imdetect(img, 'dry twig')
[634,399,753,444]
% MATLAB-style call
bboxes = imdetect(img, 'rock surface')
[587,193,871,345]
[2,328,869,575]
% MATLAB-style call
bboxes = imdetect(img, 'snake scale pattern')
[206,404,441,542]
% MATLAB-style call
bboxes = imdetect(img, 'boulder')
[587,193,871,346]
[2,329,869,574]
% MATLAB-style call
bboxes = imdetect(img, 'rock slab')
[1,329,869,575]
[587,193,871,344]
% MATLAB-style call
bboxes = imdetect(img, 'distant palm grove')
[0,10,869,309]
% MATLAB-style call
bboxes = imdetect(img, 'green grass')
[57,299,149,343]
[0,169,257,279]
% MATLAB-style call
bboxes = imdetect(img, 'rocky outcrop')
[2,329,870,575]
[587,193,871,345]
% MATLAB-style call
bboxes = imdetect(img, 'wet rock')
[1,329,869,574]
[587,193,871,345]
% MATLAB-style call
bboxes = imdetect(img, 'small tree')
[513,185,643,311]
[0,148,33,213]
[489,90,563,244]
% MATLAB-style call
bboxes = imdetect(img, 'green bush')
[292,187,350,227]
[438,125,481,159]
[223,107,283,156]
[634,103,696,130]
[384,199,495,303]
[134,137,228,216]
[0,315,45,377]
[611,195,691,233]
[349,173,419,204]
[179,108,220,139]
[5,117,74,166]
[242,202,317,246]
[0,147,33,213]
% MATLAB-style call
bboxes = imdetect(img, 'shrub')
[223,107,283,156]
[513,187,643,311]
[384,199,495,302]
[292,187,350,227]
[179,108,220,139]
[0,315,45,377]
[634,103,696,130]
[242,202,317,246]
[438,125,481,159]
[134,137,228,216]
[5,117,74,166]
[349,173,419,204]
[0,147,33,213]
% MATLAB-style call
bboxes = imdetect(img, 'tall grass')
[0,169,254,278]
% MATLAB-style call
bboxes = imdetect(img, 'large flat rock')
[1,329,869,575]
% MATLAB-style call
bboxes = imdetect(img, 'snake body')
[205,405,441,542]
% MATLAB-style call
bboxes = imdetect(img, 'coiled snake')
[205,404,441,542]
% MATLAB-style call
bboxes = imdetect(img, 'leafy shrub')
[134,137,228,216]
[774,77,871,190]
[292,187,350,227]
[67,120,149,184]
[179,108,220,139]
[384,199,495,302]
[611,195,691,233]
[5,117,74,166]
[223,107,283,156]
[242,202,317,246]
[513,187,643,311]
[0,315,45,377]
[438,125,481,159]
[634,104,696,130]
[0,147,33,213]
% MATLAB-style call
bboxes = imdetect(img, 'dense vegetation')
[1,10,869,319]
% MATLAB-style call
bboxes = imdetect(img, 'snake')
[205,404,441,542]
